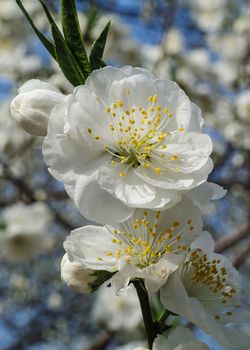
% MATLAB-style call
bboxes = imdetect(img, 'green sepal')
[85,7,99,34]
[15,0,56,60]
[39,0,86,86]
[89,21,111,70]
[90,270,114,292]
[60,0,91,77]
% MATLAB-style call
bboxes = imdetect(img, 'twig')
[86,330,115,350]
[233,243,250,269]
[215,224,250,253]
[133,279,157,349]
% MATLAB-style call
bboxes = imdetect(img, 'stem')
[133,280,157,349]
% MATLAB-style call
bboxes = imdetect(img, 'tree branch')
[215,224,250,253]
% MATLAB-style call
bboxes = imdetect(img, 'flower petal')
[73,173,134,223]
[64,225,117,272]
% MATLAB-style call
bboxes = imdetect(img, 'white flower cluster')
[10,66,249,349]
[0,202,52,261]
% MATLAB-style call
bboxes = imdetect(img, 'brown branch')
[86,330,115,350]
[215,224,250,253]
[233,243,250,269]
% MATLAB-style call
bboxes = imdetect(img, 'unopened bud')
[61,253,112,294]
[10,79,64,136]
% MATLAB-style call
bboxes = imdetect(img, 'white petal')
[144,255,181,293]
[109,73,155,108]
[70,87,112,144]
[64,226,117,272]
[186,182,226,206]
[85,66,128,102]
[98,165,157,206]
[160,272,249,349]
[73,173,134,224]
[19,79,61,94]
[191,231,215,257]
[188,103,204,132]
[43,100,106,185]
[111,272,130,295]
[154,79,191,129]
[98,164,182,209]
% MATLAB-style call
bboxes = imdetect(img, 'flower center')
[105,211,193,269]
[181,249,237,315]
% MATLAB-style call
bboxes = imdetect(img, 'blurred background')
[0,0,249,349]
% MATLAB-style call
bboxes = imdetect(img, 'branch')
[233,243,250,269]
[133,279,157,349]
[215,224,250,253]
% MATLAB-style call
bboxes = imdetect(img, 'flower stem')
[133,280,157,349]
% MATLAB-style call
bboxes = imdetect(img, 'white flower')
[0,45,42,79]
[185,49,210,73]
[43,66,213,223]
[191,0,226,32]
[164,29,183,56]
[152,327,209,350]
[0,202,52,261]
[235,90,250,122]
[160,232,250,349]
[10,79,64,136]
[61,253,110,294]
[63,198,203,293]
[91,284,142,332]
[116,342,146,350]
[208,33,248,61]
[212,60,238,86]
[0,100,29,156]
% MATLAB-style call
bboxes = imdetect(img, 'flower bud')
[61,253,112,294]
[10,79,64,136]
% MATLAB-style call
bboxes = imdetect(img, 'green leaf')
[91,270,114,292]
[60,0,91,77]
[0,221,7,231]
[89,21,111,70]
[85,7,99,34]
[15,0,56,60]
[39,0,86,86]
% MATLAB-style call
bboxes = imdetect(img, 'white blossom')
[160,232,250,349]
[63,198,203,293]
[91,284,142,332]
[164,29,183,56]
[61,253,99,294]
[0,100,29,156]
[10,79,64,136]
[43,66,213,223]
[235,90,250,122]
[152,327,209,350]
[191,0,226,32]
[0,202,52,261]
[208,33,248,61]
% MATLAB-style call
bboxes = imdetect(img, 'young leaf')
[39,0,86,86]
[51,25,86,86]
[89,21,111,70]
[85,7,99,34]
[15,0,56,60]
[60,0,91,77]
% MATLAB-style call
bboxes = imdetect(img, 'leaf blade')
[39,0,86,86]
[89,21,111,70]
[60,0,91,77]
[15,0,56,59]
